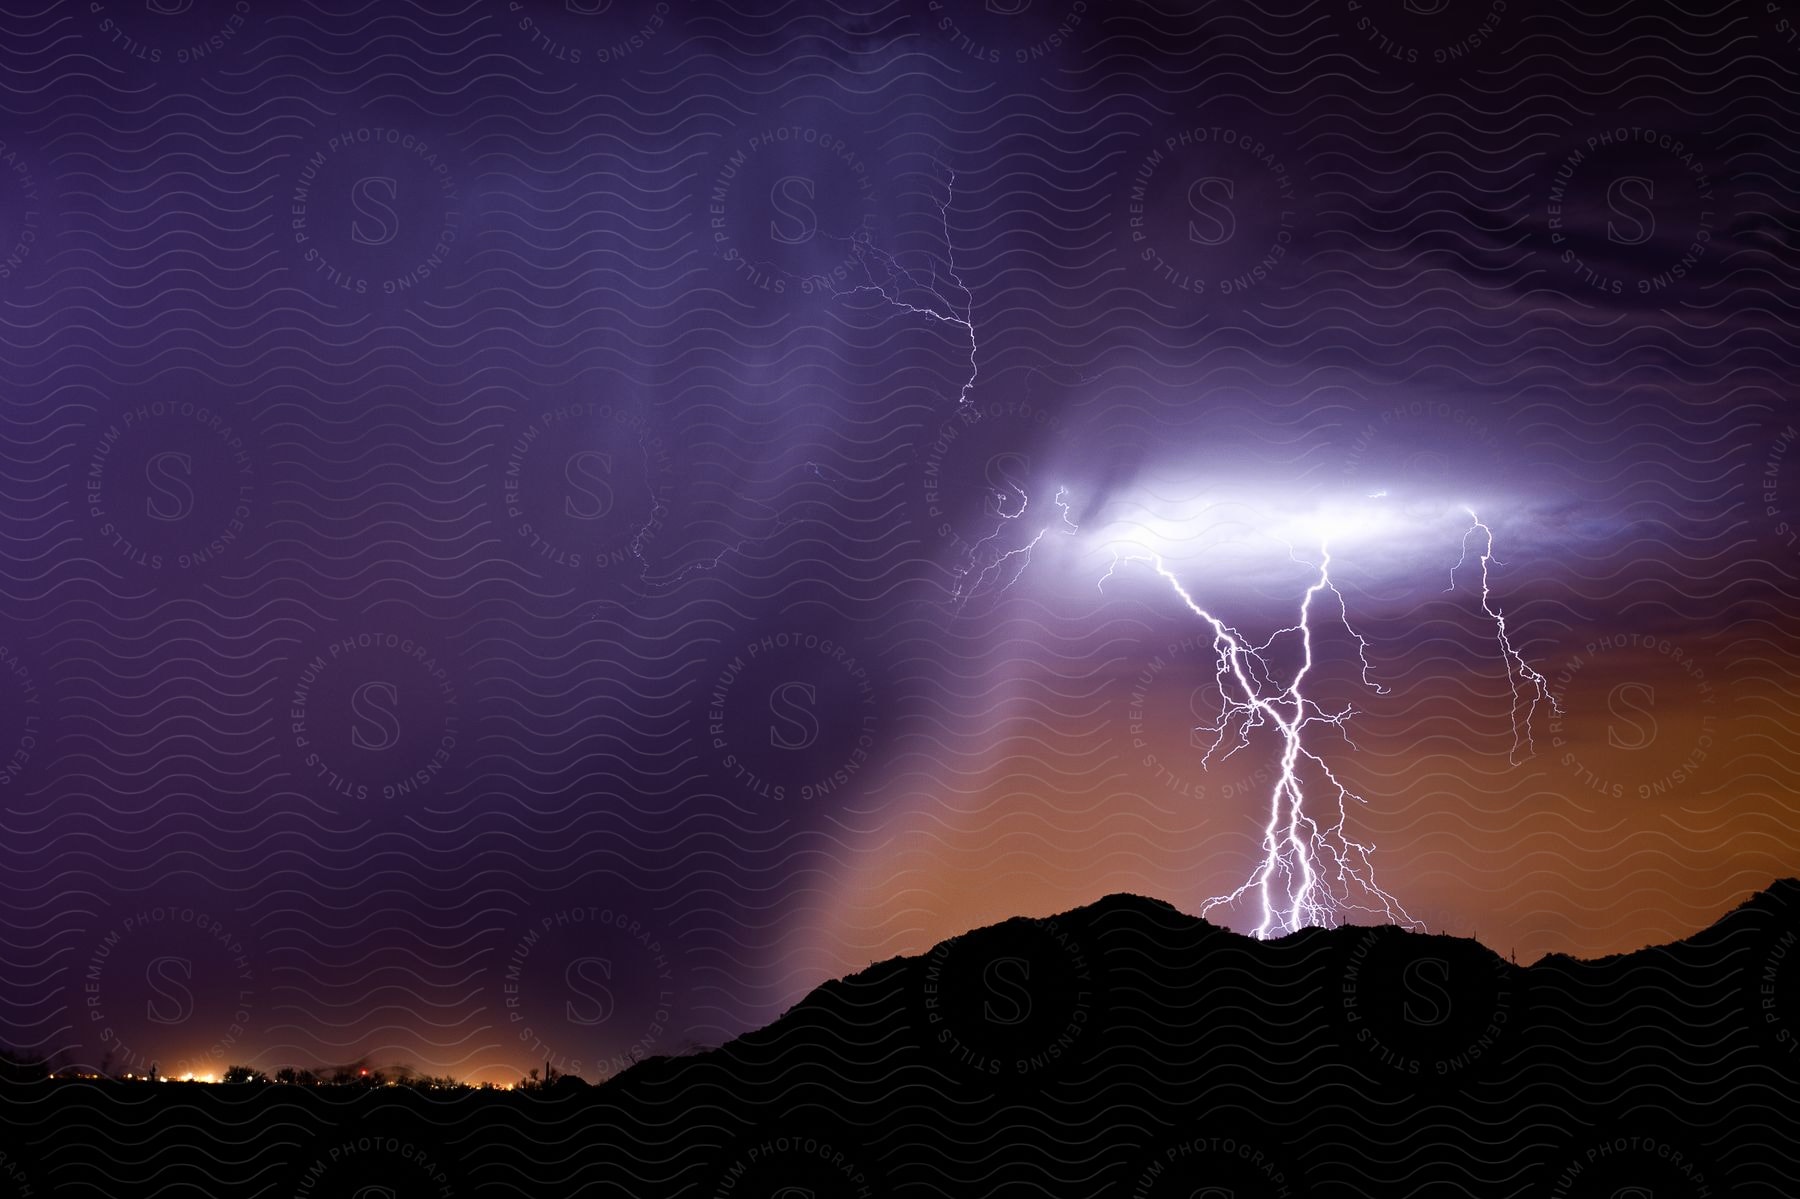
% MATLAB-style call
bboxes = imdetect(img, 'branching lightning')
[951,485,1079,610]
[1450,508,1562,765]
[818,166,1077,609]
[1102,538,1414,938]
[829,166,980,409]
[1101,507,1559,938]
[623,169,978,593]
[684,151,1560,941]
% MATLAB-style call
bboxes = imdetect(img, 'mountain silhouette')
[7,882,1799,1195]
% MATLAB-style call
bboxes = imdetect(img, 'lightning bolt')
[951,485,1079,610]
[828,166,979,409]
[1103,538,1415,938]
[627,168,985,597]
[613,462,882,600]
[1103,508,1559,938]
[623,170,978,592]
[630,496,798,589]
[1450,508,1562,765]
[818,166,1076,609]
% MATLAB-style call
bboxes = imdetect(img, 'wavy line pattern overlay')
[1,0,1798,1192]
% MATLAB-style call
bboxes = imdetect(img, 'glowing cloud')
[1100,506,1558,938]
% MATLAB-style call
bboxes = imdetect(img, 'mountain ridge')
[613,876,1800,1089]
[11,880,1794,1195]
[562,875,1799,1193]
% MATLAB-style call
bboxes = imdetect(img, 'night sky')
[2,0,1797,1086]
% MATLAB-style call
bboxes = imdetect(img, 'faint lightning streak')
[818,166,1075,608]
[827,166,979,408]
[621,174,978,590]
[627,462,859,592]
[1450,508,1561,765]
[951,486,1078,610]
[632,497,797,590]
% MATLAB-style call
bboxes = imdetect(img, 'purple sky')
[1,0,1796,1083]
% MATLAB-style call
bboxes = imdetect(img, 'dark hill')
[8,884,1799,1196]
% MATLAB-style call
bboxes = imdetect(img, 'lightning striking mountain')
[1103,538,1413,938]
[1102,510,1558,938]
